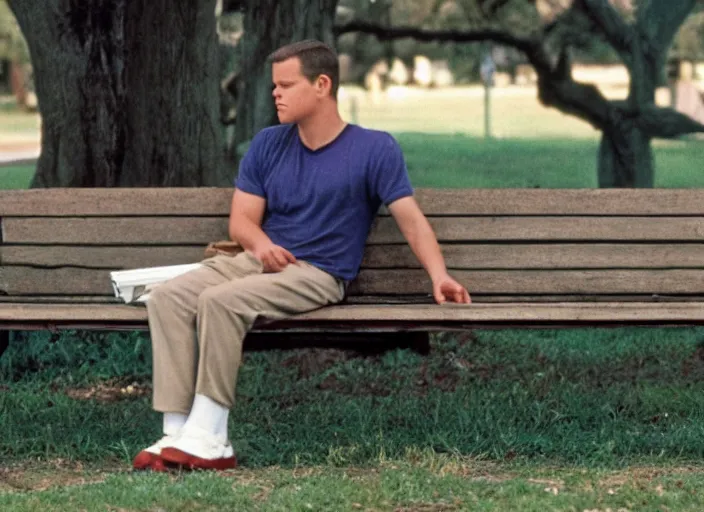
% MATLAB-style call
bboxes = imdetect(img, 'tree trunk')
[231,0,338,166]
[597,45,657,188]
[9,0,226,187]
[597,127,654,188]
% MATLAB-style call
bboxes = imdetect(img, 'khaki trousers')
[146,252,345,414]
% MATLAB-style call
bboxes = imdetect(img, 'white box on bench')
[110,263,202,304]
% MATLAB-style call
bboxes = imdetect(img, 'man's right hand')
[252,243,297,273]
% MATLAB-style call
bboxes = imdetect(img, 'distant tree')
[337,0,704,187]
[674,4,704,60]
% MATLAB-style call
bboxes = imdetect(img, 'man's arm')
[228,189,269,250]
[228,189,296,272]
[388,196,471,304]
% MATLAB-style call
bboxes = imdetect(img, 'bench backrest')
[2,188,704,303]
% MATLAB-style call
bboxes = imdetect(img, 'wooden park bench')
[3,187,704,354]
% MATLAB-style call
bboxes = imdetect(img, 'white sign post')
[480,52,496,140]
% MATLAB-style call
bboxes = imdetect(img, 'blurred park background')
[2,0,704,189]
[4,1,704,510]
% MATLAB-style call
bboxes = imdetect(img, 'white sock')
[184,394,229,443]
[163,412,188,437]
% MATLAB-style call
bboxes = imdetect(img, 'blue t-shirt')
[234,123,414,281]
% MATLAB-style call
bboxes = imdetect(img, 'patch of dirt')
[0,460,119,493]
[62,378,151,403]
[681,344,704,379]
[597,465,704,489]
[527,477,564,487]
[281,348,351,379]
[317,374,392,397]
[441,331,480,348]
[393,503,462,511]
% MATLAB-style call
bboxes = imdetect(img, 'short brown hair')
[269,40,339,97]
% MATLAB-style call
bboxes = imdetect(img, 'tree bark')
[120,0,225,186]
[598,127,653,188]
[9,0,226,187]
[231,0,338,166]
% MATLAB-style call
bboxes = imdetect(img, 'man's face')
[272,57,320,124]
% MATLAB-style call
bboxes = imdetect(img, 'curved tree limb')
[637,0,698,55]
[576,0,635,66]
[477,0,516,17]
[538,73,612,129]
[637,106,704,138]
[334,19,613,130]
[334,20,538,55]
[335,19,555,80]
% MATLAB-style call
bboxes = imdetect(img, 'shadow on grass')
[3,327,704,469]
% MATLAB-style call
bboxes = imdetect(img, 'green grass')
[4,460,704,511]
[4,327,704,467]
[341,85,604,139]
[398,134,704,188]
[0,162,34,189]
[4,136,704,190]
[4,327,704,508]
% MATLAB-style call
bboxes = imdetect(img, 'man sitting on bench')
[133,39,471,472]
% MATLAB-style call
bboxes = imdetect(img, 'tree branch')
[637,106,704,138]
[333,20,538,55]
[477,0,515,17]
[576,0,635,65]
[637,0,698,55]
[334,19,614,130]
[539,75,613,129]
[334,19,560,81]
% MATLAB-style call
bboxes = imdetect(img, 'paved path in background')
[0,142,39,165]
[0,151,39,164]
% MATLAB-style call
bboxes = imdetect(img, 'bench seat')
[3,187,704,337]
[3,302,704,332]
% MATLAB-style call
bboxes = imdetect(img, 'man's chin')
[277,112,293,124]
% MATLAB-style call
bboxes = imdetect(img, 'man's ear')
[316,74,332,96]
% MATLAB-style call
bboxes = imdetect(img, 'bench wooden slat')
[6,243,704,270]
[1,246,206,268]
[351,269,704,295]
[4,188,704,216]
[1,217,229,245]
[5,267,704,296]
[0,188,234,217]
[5,294,704,304]
[0,296,124,304]
[5,216,704,244]
[2,303,704,327]
[364,243,704,269]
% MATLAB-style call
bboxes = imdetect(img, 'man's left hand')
[432,274,471,305]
